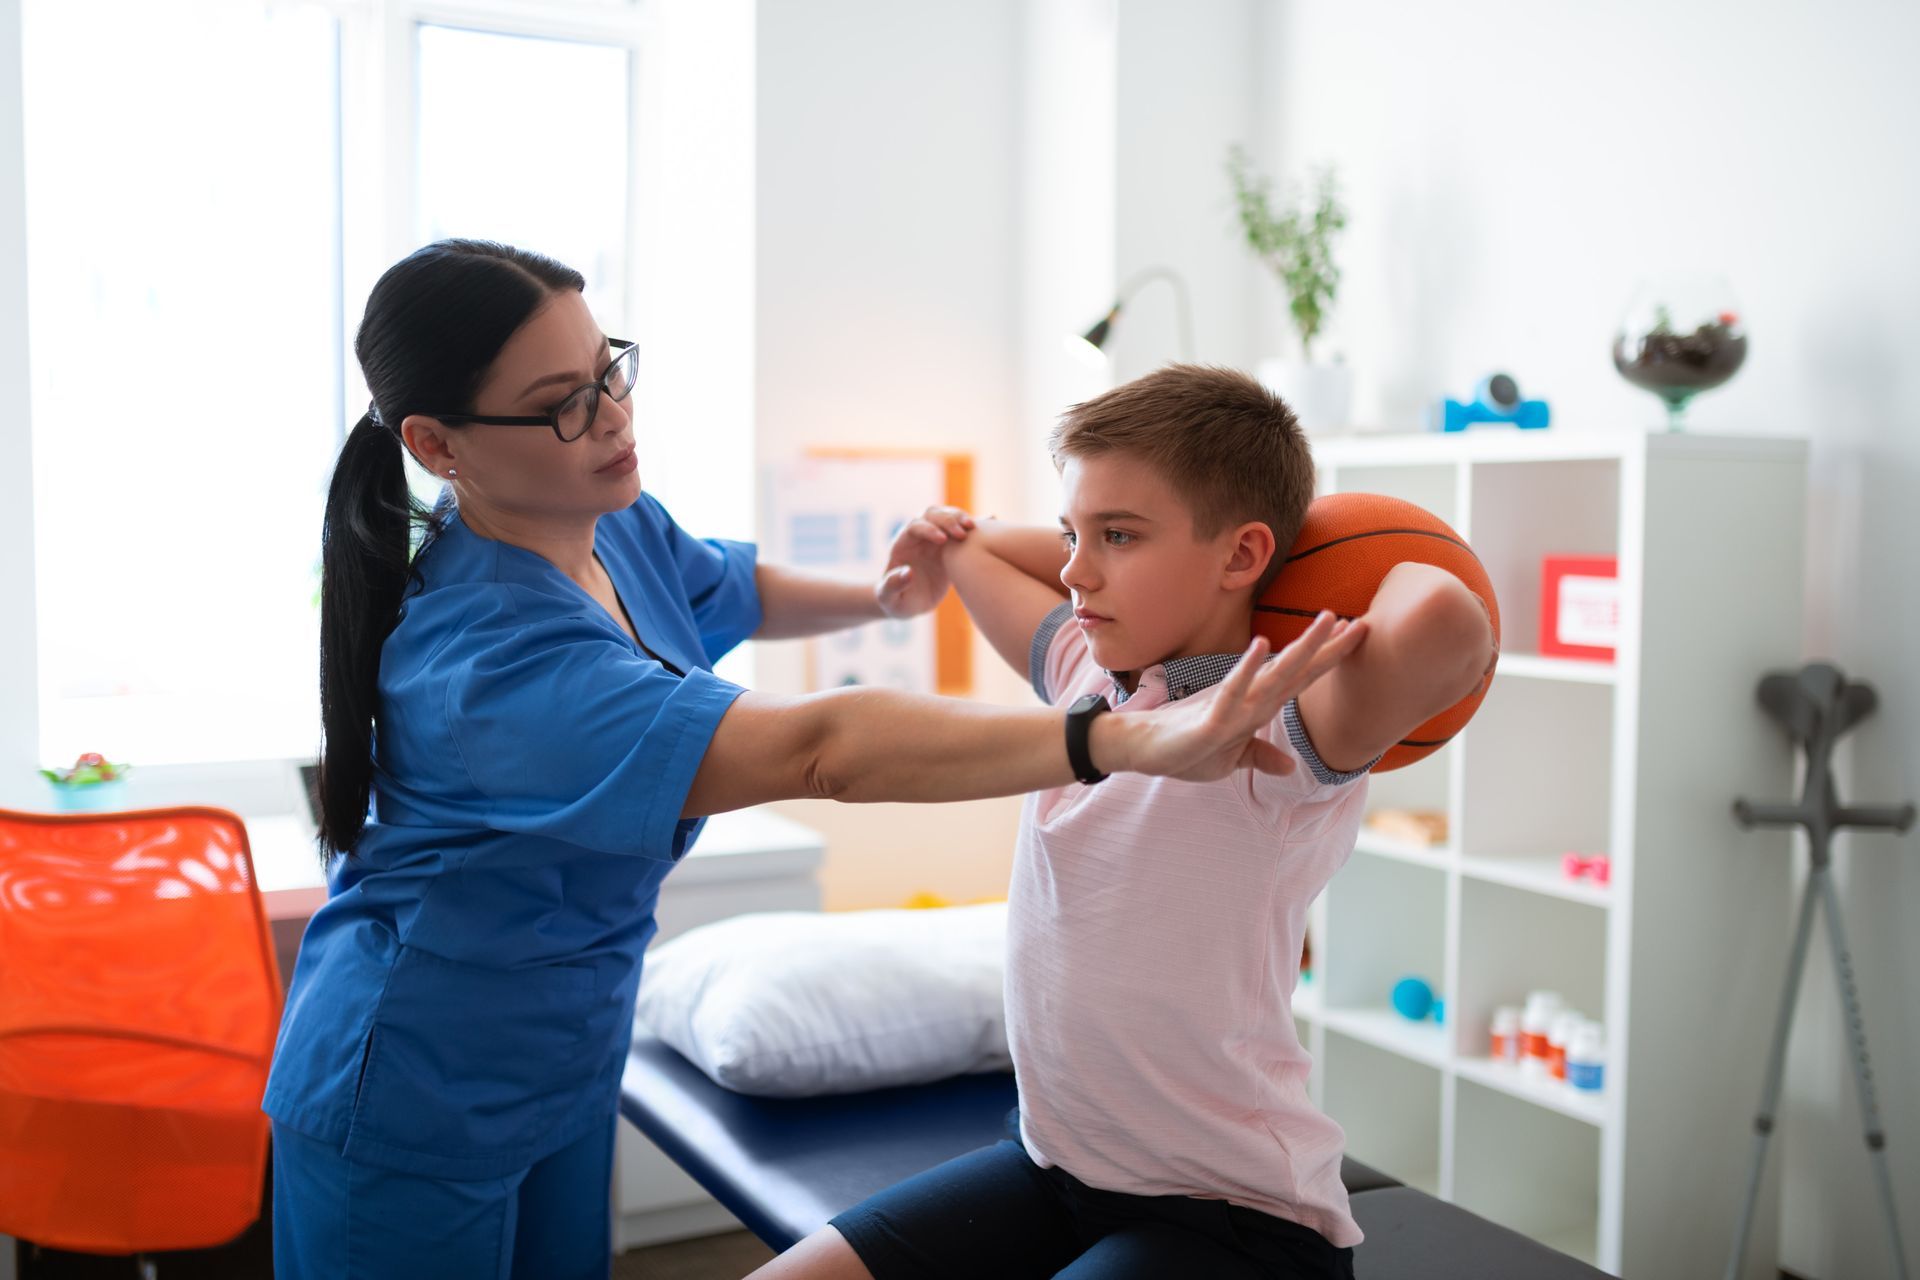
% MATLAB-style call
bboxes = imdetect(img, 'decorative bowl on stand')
[1612,274,1748,432]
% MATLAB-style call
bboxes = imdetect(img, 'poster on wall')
[764,451,974,696]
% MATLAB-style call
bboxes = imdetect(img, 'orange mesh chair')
[0,807,283,1254]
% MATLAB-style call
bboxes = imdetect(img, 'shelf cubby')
[1454,1078,1602,1268]
[1321,852,1446,1019]
[1359,743,1453,834]
[1322,1031,1443,1197]
[1455,878,1607,1061]
[1459,676,1613,865]
[1467,458,1618,660]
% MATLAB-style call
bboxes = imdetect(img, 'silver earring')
[446,468,458,478]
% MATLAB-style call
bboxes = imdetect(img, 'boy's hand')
[876,505,977,619]
[1097,613,1369,782]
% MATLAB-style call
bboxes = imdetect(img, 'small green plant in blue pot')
[40,752,133,812]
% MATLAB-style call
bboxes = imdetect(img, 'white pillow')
[634,902,1011,1097]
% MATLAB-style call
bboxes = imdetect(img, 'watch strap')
[1065,693,1111,785]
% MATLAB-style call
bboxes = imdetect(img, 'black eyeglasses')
[428,339,637,442]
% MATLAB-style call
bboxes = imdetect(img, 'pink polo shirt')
[1007,603,1372,1248]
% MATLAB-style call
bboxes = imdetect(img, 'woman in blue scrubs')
[263,240,1348,1279]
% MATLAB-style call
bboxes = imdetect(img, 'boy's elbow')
[1420,578,1496,700]
[1379,568,1494,704]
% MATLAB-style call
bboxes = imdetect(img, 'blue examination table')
[621,1033,1608,1277]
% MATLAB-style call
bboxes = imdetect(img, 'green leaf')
[1225,147,1347,358]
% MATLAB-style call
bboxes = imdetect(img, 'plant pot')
[45,777,129,812]
[1256,358,1354,434]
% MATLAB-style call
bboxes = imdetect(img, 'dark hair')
[317,239,585,857]
[1048,363,1314,595]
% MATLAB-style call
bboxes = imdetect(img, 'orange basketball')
[1254,493,1499,771]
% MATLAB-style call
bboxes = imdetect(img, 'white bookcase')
[1294,431,1806,1278]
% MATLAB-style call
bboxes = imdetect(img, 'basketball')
[1254,493,1499,771]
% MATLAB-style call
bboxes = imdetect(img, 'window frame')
[2,1,40,806]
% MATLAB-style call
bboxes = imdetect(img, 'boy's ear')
[1220,520,1277,591]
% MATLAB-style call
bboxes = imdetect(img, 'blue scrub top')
[262,492,759,1180]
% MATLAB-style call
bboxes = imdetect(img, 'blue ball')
[1392,977,1435,1022]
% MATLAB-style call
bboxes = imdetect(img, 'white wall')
[1016,0,1118,522]
[1250,4,1919,1276]
[753,0,1032,909]
[1110,0,1261,382]
[0,0,36,809]
[1017,0,1266,485]
[633,0,757,550]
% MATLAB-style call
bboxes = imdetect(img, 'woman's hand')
[1095,611,1369,781]
[875,505,976,619]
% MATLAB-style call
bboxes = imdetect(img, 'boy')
[766,365,1493,1280]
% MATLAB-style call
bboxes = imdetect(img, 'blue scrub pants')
[270,1120,615,1280]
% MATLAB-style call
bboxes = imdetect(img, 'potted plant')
[40,752,133,812]
[1227,145,1351,431]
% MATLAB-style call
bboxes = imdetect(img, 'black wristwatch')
[1064,693,1112,785]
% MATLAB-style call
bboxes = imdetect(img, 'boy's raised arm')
[942,518,1072,687]
[1294,562,1497,774]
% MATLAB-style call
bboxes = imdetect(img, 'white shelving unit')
[1293,431,1805,1278]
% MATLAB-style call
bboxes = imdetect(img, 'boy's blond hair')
[1048,363,1315,595]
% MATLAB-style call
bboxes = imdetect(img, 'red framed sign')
[1540,555,1619,662]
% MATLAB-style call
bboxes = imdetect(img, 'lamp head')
[1079,308,1118,351]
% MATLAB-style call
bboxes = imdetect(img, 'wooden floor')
[613,1230,776,1280]
[15,1230,777,1279]
[11,1235,1826,1277]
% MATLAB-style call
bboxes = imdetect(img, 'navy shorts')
[829,1111,1355,1280]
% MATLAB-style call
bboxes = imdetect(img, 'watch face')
[1070,693,1108,715]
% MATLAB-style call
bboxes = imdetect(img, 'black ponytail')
[316,240,586,857]
[316,413,426,855]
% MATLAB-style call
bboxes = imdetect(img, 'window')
[14,0,752,790]
[23,0,344,765]
[417,25,633,332]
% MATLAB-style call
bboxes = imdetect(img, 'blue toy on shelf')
[1391,976,1444,1025]
[1429,372,1550,433]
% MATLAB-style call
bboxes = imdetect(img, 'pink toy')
[1562,852,1612,886]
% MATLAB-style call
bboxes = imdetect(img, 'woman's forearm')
[805,686,1136,803]
[751,563,885,640]
[683,681,1139,817]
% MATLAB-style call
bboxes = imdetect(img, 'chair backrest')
[0,806,283,1253]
